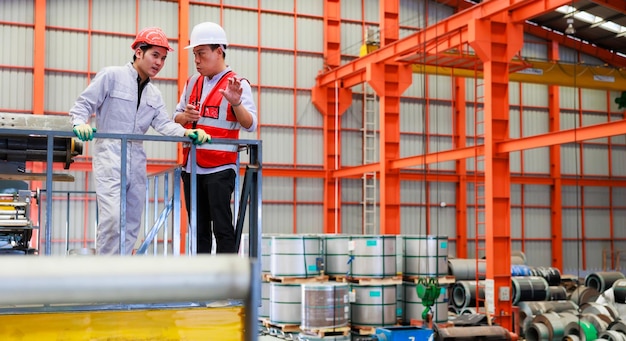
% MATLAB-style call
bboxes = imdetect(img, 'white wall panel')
[341,130,363,167]
[295,90,322,126]
[296,17,324,52]
[561,144,581,175]
[615,209,626,238]
[401,100,425,133]
[90,35,133,73]
[562,241,583,272]
[428,103,453,134]
[584,186,610,206]
[562,208,583,239]
[524,242,552,266]
[139,0,178,35]
[260,51,294,87]
[521,83,549,107]
[1,71,33,111]
[224,10,258,46]
[583,144,609,176]
[296,178,323,202]
[524,185,550,205]
[298,0,323,16]
[511,207,522,239]
[343,94,364,130]
[523,148,549,174]
[261,13,294,50]
[1,25,33,67]
[583,112,609,143]
[586,241,609,270]
[401,206,427,235]
[521,33,548,59]
[297,205,323,234]
[524,209,551,239]
[46,31,88,70]
[46,0,87,28]
[296,54,324,89]
[401,0,426,28]
[46,73,87,114]
[584,209,610,238]
[522,109,548,136]
[263,177,293,201]
[341,0,363,21]
[341,22,365,57]
[260,127,294,164]
[581,89,608,112]
[341,204,363,235]
[228,49,260,85]
[263,204,294,234]
[405,73,426,98]
[92,0,135,33]
[613,146,626,176]
[296,128,323,166]
[428,206,455,237]
[260,88,294,125]
[428,76,452,101]
[1,1,32,22]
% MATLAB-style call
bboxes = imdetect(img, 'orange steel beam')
[33,0,45,115]
[469,17,522,330]
[316,0,573,88]
[548,41,563,271]
[497,119,626,153]
[454,77,469,259]
[389,146,483,169]
[373,1,404,235]
[176,0,190,165]
[318,0,347,234]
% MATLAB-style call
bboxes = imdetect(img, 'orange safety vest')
[182,71,240,168]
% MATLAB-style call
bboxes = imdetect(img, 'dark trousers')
[182,169,237,254]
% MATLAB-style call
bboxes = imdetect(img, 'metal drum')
[403,282,448,324]
[350,284,397,327]
[349,235,396,278]
[324,234,351,276]
[259,280,270,319]
[269,282,301,325]
[301,282,350,330]
[270,235,322,278]
[403,235,448,278]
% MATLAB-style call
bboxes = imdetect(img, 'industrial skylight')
[556,5,626,36]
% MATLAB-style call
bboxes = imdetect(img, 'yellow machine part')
[0,306,244,341]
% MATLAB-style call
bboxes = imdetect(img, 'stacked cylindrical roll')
[300,282,349,330]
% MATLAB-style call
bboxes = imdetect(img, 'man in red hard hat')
[69,27,211,255]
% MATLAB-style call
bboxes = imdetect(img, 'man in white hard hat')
[70,27,211,255]
[173,22,257,254]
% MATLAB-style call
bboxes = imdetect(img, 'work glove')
[185,129,211,145]
[73,123,96,141]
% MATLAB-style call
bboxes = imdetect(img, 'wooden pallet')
[264,274,329,284]
[300,326,351,337]
[402,275,456,285]
[260,318,301,333]
[331,275,402,285]
[351,325,377,335]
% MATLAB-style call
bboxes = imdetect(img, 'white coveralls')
[70,63,187,255]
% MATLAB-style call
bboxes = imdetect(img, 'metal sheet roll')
[530,311,567,341]
[433,325,512,341]
[447,259,486,280]
[452,280,485,309]
[598,330,626,341]
[547,286,568,301]
[532,266,562,286]
[585,272,626,293]
[564,320,599,341]
[0,255,250,305]
[570,286,601,305]
[526,322,550,341]
[512,276,550,305]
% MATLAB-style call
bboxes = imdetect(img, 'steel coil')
[598,330,626,341]
[452,280,485,309]
[512,276,550,305]
[585,272,626,293]
[608,321,626,334]
[448,259,486,280]
[547,286,568,301]
[532,267,562,286]
[526,322,550,341]
[529,311,566,341]
[434,325,511,341]
[571,286,601,305]
[564,320,599,341]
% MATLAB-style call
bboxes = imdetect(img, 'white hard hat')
[185,22,228,49]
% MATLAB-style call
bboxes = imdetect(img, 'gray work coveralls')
[70,62,187,255]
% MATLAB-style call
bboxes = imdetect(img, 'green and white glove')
[185,129,211,145]
[73,123,96,141]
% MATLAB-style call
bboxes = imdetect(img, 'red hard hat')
[131,27,174,52]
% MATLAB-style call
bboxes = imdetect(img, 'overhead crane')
[313,0,618,332]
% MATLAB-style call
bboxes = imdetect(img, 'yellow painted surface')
[0,307,243,341]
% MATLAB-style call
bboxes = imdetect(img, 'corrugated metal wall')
[0,0,624,271]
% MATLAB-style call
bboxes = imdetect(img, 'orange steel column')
[548,40,563,270]
[33,0,46,115]
[312,0,352,233]
[367,63,412,235]
[454,77,468,258]
[469,16,522,330]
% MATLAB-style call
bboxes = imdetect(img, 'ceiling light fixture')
[565,17,576,35]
